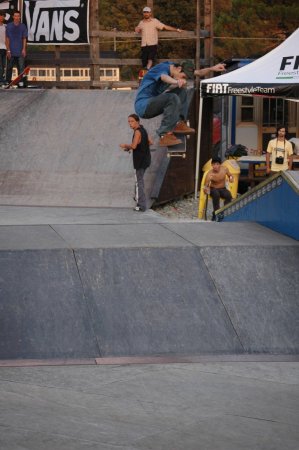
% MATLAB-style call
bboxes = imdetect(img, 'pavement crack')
[226,413,281,424]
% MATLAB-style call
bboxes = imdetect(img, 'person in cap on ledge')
[203,157,234,221]
[134,61,226,147]
[135,6,182,71]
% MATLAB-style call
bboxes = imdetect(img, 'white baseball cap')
[143,7,151,12]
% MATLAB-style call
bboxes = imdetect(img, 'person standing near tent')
[266,125,293,174]
[203,157,234,221]
[120,114,152,212]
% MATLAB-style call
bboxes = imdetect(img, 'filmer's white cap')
[143,7,151,12]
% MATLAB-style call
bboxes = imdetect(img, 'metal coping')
[1,354,298,368]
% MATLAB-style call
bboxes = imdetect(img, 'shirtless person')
[203,157,234,220]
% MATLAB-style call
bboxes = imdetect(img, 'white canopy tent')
[195,28,299,194]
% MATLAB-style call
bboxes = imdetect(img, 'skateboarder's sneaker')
[173,121,195,135]
[134,206,146,212]
[159,133,182,147]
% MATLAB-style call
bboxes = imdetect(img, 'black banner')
[0,1,19,22]
[22,0,89,45]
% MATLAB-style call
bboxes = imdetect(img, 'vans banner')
[22,0,89,45]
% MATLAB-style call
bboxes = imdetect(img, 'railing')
[24,29,201,89]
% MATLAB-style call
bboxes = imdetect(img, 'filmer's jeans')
[0,49,6,82]
[143,88,188,136]
[6,55,25,83]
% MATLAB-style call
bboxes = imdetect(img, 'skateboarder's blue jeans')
[6,56,25,83]
[135,168,147,210]
[142,88,188,137]
[0,50,6,82]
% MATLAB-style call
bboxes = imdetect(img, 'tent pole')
[194,96,204,199]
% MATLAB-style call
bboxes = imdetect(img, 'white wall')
[236,124,258,150]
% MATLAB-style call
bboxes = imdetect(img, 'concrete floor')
[1,361,299,450]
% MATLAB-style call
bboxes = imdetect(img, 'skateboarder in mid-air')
[134,61,193,147]
[134,61,226,147]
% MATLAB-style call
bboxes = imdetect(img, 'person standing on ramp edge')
[120,114,152,212]
[135,6,182,71]
[5,10,28,87]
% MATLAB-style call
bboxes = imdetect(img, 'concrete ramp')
[0,249,100,360]
[75,247,243,357]
[218,171,299,240]
[200,245,299,354]
[0,90,166,207]
[0,209,298,360]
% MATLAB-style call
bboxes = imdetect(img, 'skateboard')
[167,133,187,158]
[5,66,30,89]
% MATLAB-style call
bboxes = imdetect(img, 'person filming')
[266,125,293,174]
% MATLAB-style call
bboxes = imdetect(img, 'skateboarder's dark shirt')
[132,125,151,170]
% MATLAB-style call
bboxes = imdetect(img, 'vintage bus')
[22,67,120,82]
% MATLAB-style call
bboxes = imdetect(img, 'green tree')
[98,1,299,63]
[98,0,197,60]
[99,0,141,58]
[214,0,299,60]
[154,0,196,59]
